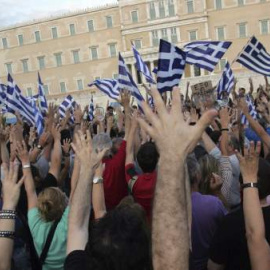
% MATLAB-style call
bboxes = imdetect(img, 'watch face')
[93,177,103,184]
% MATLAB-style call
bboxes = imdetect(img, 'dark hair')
[107,106,114,111]
[137,142,159,173]
[209,131,221,145]
[85,201,152,270]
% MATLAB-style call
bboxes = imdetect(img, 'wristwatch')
[37,144,43,150]
[93,177,103,184]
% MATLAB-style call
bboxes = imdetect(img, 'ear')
[209,173,222,191]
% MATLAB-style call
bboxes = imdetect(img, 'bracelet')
[0,210,16,215]
[0,231,15,239]
[0,213,16,220]
[23,164,31,169]
[220,128,229,132]
[242,182,258,189]
[189,122,196,126]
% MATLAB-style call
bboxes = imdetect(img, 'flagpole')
[231,35,253,66]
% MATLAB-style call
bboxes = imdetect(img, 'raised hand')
[74,105,83,124]
[38,131,50,148]
[51,123,61,141]
[119,90,131,108]
[15,140,30,164]
[219,107,232,128]
[62,138,71,155]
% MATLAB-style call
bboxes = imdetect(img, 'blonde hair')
[37,187,68,222]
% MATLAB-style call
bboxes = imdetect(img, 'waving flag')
[38,73,48,115]
[184,41,232,72]
[216,62,234,100]
[132,44,155,84]
[59,95,76,120]
[236,36,270,76]
[157,39,186,93]
[89,79,119,100]
[33,103,44,136]
[89,95,95,121]
[152,67,158,74]
[0,83,7,105]
[241,95,257,125]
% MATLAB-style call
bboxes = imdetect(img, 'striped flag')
[118,53,144,106]
[216,61,234,100]
[0,83,7,105]
[89,95,94,121]
[38,73,48,115]
[59,95,76,120]
[152,67,158,74]
[26,94,39,107]
[241,95,257,125]
[184,41,232,72]
[157,39,186,93]
[236,36,270,76]
[33,103,44,136]
[88,79,120,100]
[132,44,155,84]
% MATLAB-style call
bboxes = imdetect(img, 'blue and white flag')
[157,39,186,93]
[26,95,39,107]
[152,67,158,74]
[132,44,155,84]
[89,79,120,100]
[89,95,94,121]
[38,73,48,116]
[236,36,270,76]
[216,61,234,100]
[241,95,257,125]
[184,41,232,72]
[118,53,144,106]
[33,103,44,136]
[0,83,7,105]
[59,95,76,120]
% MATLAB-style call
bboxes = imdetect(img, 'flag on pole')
[132,44,155,84]
[89,95,94,121]
[236,36,270,76]
[241,95,257,125]
[38,73,48,115]
[216,61,234,100]
[157,39,186,93]
[89,79,120,100]
[59,95,76,120]
[33,103,44,136]
[184,41,232,72]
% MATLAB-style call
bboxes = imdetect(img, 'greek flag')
[26,95,39,107]
[132,44,155,84]
[152,67,158,74]
[216,62,234,100]
[33,103,44,136]
[0,83,7,105]
[236,36,270,76]
[38,73,48,116]
[89,95,94,121]
[59,95,76,120]
[118,53,144,106]
[184,41,232,72]
[241,95,257,125]
[6,74,35,125]
[89,79,119,100]
[157,39,186,93]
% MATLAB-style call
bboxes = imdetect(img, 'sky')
[0,0,117,27]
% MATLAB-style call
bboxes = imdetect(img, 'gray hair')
[92,133,112,151]
[186,154,201,186]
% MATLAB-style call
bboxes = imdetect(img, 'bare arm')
[125,115,138,165]
[201,132,217,153]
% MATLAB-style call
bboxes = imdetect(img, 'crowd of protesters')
[0,76,270,270]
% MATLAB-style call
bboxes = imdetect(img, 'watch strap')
[242,182,258,189]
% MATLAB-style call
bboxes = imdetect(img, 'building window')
[159,1,165,18]
[60,82,67,93]
[161,29,168,41]
[43,84,49,95]
[131,10,138,23]
[72,50,80,64]
[18,34,24,46]
[5,63,12,74]
[187,0,194,13]
[134,39,142,49]
[152,30,159,47]
[90,47,98,60]
[52,27,58,39]
[26,88,32,97]
[189,30,197,41]
[88,20,94,32]
[261,20,269,35]
[35,31,41,42]
[215,0,222,9]
[106,16,113,28]
[109,43,117,57]
[238,0,244,5]
[149,2,156,20]
[54,53,62,67]
[194,66,201,77]
[70,24,76,36]
[95,76,101,80]
[239,22,247,38]
[77,79,84,90]
[38,56,45,70]
[216,26,225,40]
[220,59,226,70]
[2,38,8,49]
[21,59,29,73]
[171,27,178,43]
[168,0,175,16]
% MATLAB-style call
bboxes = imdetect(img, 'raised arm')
[219,107,231,156]
[29,132,50,163]
[137,87,217,270]
[120,90,131,140]
[236,142,270,270]
[248,77,254,96]
[58,139,71,188]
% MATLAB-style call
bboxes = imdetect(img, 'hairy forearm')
[0,141,9,163]
[202,132,216,153]
[124,106,131,138]
[220,131,229,156]
[29,148,41,163]
[152,156,189,270]
[92,183,106,220]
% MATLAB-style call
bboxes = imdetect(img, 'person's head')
[37,187,68,222]
[198,154,222,194]
[238,87,246,97]
[187,154,201,187]
[85,196,152,270]
[111,137,123,155]
[227,134,240,153]
[92,133,113,157]
[107,106,114,116]
[136,142,159,173]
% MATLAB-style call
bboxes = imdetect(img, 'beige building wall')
[0,0,269,106]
